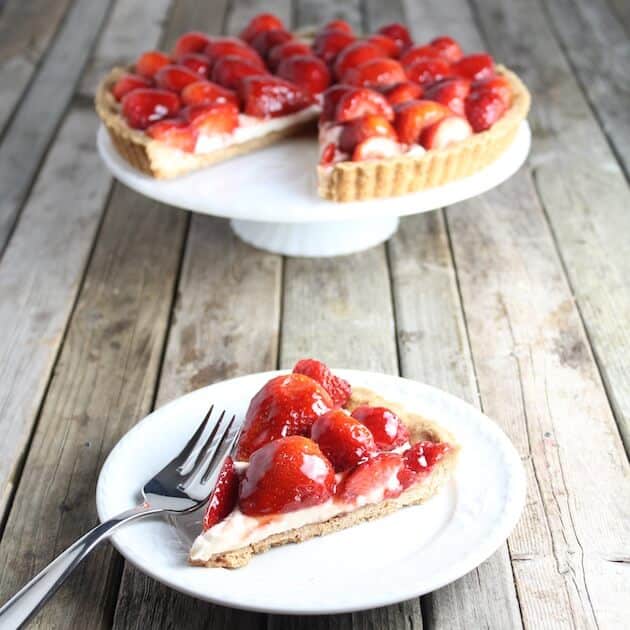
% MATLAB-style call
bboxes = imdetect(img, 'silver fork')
[0,404,239,629]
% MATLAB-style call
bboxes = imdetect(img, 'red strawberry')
[377,23,413,56]
[399,441,453,488]
[112,73,152,101]
[239,13,285,44]
[343,57,406,89]
[311,410,376,471]
[471,74,512,108]
[423,77,471,115]
[324,19,354,35]
[184,101,239,135]
[465,90,506,132]
[394,99,450,144]
[135,50,171,78]
[181,80,238,108]
[293,358,352,407]
[339,114,397,153]
[333,42,383,81]
[319,142,337,165]
[146,118,196,152]
[382,81,423,107]
[320,84,356,121]
[404,57,452,86]
[312,30,356,64]
[335,87,394,122]
[337,452,404,503]
[351,406,410,450]
[202,456,240,530]
[155,64,202,92]
[454,53,494,81]
[239,436,335,516]
[399,44,442,67]
[178,53,211,77]
[276,55,331,96]
[250,29,292,59]
[239,75,313,118]
[211,56,267,91]
[268,41,312,71]
[430,36,463,63]
[366,34,400,58]
[173,31,211,59]
[121,88,180,129]
[236,373,333,460]
[420,114,472,148]
[204,37,265,68]
[352,136,400,161]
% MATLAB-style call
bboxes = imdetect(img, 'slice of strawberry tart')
[189,359,459,568]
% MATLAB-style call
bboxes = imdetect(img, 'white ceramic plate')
[96,370,525,615]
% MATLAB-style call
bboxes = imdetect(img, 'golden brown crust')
[190,386,459,568]
[317,65,531,201]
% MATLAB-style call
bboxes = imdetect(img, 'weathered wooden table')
[1,0,629,627]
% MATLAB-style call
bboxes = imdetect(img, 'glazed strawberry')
[135,50,171,78]
[268,41,312,71]
[471,75,511,108]
[339,114,397,154]
[324,19,354,35]
[204,37,265,68]
[320,142,336,165]
[337,452,404,503]
[178,53,211,77]
[399,44,442,67]
[335,87,394,122]
[377,23,413,55]
[420,115,472,149]
[454,53,494,81]
[430,36,463,63]
[146,118,196,152]
[423,77,471,116]
[394,99,450,144]
[181,80,238,108]
[382,81,423,107]
[320,84,355,121]
[236,373,333,459]
[185,101,239,135]
[293,358,352,407]
[211,56,267,91]
[250,29,292,59]
[239,436,335,516]
[313,30,356,64]
[311,410,376,471]
[239,13,285,43]
[351,406,410,450]
[465,90,506,132]
[173,31,211,59]
[239,75,312,118]
[352,136,401,161]
[399,441,453,488]
[333,42,383,81]
[277,55,331,96]
[202,457,240,530]
[155,64,202,92]
[121,88,180,129]
[112,73,152,101]
[404,57,452,86]
[343,58,406,89]
[366,34,400,58]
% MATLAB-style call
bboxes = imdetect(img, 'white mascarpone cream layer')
[194,105,320,154]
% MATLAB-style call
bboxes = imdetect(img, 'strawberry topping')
[268,41,312,71]
[423,77,471,116]
[454,53,494,81]
[343,57,406,89]
[121,88,180,129]
[184,101,239,135]
[155,64,202,92]
[400,44,442,67]
[181,80,239,108]
[471,75,512,108]
[381,81,423,107]
[399,441,453,488]
[430,36,463,63]
[173,31,211,60]
[339,114,397,154]
[351,406,410,450]
[250,29,293,59]
[337,452,404,503]
[335,87,394,123]
[146,118,196,152]
[112,73,152,101]
[377,23,413,56]
[239,75,313,118]
[239,13,285,44]
[204,37,265,68]
[333,42,383,81]
[394,99,451,144]
[276,55,331,96]
[365,34,400,58]
[293,358,352,407]
[178,53,211,77]
[352,136,400,161]
[313,30,356,65]
[420,115,472,149]
[135,50,171,78]
[211,56,267,91]
[404,57,452,86]
[324,19,354,35]
[202,456,240,530]
[465,90,506,132]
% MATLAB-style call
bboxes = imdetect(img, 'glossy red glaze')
[293,358,352,407]
[121,88,180,129]
[276,55,331,96]
[351,406,410,451]
[112,73,152,101]
[337,452,404,502]
[393,99,450,144]
[202,457,240,530]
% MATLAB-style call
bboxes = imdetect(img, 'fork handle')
[0,504,161,629]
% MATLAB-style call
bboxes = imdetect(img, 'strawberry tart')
[96,14,530,200]
[188,359,459,568]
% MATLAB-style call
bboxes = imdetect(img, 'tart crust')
[190,386,459,568]
[317,65,531,201]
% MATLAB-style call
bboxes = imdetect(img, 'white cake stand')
[97,123,530,257]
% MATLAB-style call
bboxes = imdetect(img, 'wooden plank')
[0,108,112,520]
[542,0,630,177]
[0,0,73,134]
[0,188,188,629]
[606,0,630,33]
[0,0,113,253]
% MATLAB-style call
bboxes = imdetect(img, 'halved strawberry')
[211,56,267,91]
[333,42,383,81]
[320,84,356,122]
[268,41,312,71]
[202,456,240,530]
[293,358,352,407]
[366,34,400,58]
[351,406,410,450]
[239,75,313,118]
[121,88,181,129]
[339,114,397,153]
[184,102,239,135]
[173,31,211,59]
[399,441,453,488]
[337,452,404,503]
[239,436,335,516]
[382,81,423,107]
[465,90,506,132]
[454,53,494,81]
[319,142,337,166]
[112,73,152,101]
[343,57,406,88]
[423,77,471,115]
[146,118,197,152]
[135,50,171,78]
[394,99,450,144]
[178,53,211,77]
[430,36,463,63]
[239,13,285,44]
[404,57,452,86]
[335,87,394,122]
[312,29,356,64]
[324,19,354,35]
[250,28,292,59]
[204,37,265,68]
[399,44,442,67]
[352,136,401,161]
[276,55,331,96]
[155,64,202,92]
[471,74,512,108]
[181,80,238,108]
[420,115,472,149]
[377,23,413,56]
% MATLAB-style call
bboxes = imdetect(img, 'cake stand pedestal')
[97,123,530,258]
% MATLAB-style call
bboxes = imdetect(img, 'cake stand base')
[230,216,399,257]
